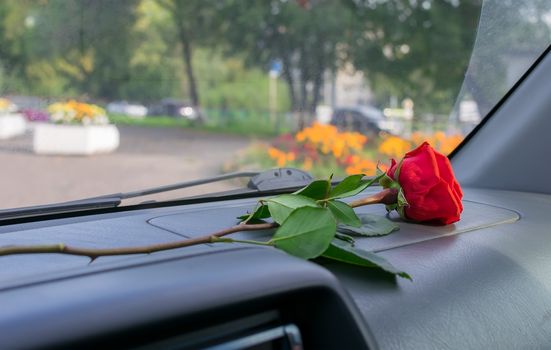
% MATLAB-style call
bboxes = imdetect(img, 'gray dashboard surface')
[327,189,551,349]
[0,187,516,287]
[149,193,518,253]
[0,246,370,349]
[0,187,549,349]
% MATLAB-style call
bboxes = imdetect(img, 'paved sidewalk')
[0,126,251,209]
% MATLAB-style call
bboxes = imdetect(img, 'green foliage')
[322,239,411,280]
[335,232,356,245]
[237,174,408,279]
[270,206,336,259]
[293,179,331,200]
[9,0,542,123]
[109,114,192,128]
[238,204,270,223]
[218,0,355,114]
[327,200,361,227]
[337,214,400,237]
[265,194,318,224]
[109,112,291,137]
[195,50,291,111]
[347,0,481,115]
[328,173,384,200]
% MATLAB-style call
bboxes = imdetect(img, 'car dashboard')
[0,186,550,349]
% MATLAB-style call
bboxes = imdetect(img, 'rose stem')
[0,189,398,259]
[0,222,277,260]
[349,188,398,208]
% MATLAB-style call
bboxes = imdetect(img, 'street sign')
[269,60,282,77]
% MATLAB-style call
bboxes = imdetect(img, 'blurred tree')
[218,0,354,128]
[0,0,138,99]
[346,0,481,115]
[459,0,551,117]
[2,0,547,125]
[37,0,137,99]
[0,1,34,92]
[157,0,220,119]
[122,0,186,102]
[194,48,290,112]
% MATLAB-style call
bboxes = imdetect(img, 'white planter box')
[33,124,120,155]
[0,114,27,140]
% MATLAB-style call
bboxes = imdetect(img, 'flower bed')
[226,122,464,177]
[33,123,119,155]
[33,101,119,155]
[0,98,26,140]
[48,100,109,125]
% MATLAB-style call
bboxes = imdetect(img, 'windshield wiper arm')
[0,197,122,221]
[91,168,313,202]
[0,169,313,221]
[0,171,259,221]
[91,171,262,201]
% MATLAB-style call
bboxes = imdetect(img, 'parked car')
[331,105,392,136]
[147,99,198,120]
[106,101,148,119]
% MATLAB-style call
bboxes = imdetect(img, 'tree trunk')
[310,60,324,114]
[298,78,308,130]
[281,54,298,112]
[298,51,310,130]
[179,30,199,108]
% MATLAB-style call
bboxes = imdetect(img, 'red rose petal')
[392,142,463,225]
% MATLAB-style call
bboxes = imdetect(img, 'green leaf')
[237,203,270,222]
[270,206,336,259]
[266,194,319,224]
[335,232,356,245]
[328,174,364,198]
[327,200,361,227]
[293,179,331,200]
[396,188,409,219]
[397,188,409,206]
[328,173,384,200]
[322,239,411,279]
[337,213,399,237]
[376,164,394,189]
[393,159,404,180]
[379,174,394,189]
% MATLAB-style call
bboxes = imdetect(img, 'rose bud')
[350,142,463,225]
[385,142,463,225]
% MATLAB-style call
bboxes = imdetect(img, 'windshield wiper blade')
[0,169,313,221]
[0,171,259,221]
[91,171,262,201]
[0,197,122,221]
[91,168,313,202]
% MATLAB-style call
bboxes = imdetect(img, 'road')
[0,126,251,209]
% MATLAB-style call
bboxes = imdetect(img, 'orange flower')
[434,131,446,144]
[294,122,367,160]
[344,156,378,176]
[268,147,282,159]
[410,131,427,146]
[408,132,464,155]
[303,157,313,171]
[439,134,463,155]
[287,152,296,162]
[378,136,412,159]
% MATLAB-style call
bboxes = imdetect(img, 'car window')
[0,0,549,209]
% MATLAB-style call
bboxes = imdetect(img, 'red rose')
[386,142,463,225]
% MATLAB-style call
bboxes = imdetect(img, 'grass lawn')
[109,112,294,138]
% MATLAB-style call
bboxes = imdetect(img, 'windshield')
[0,0,549,209]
